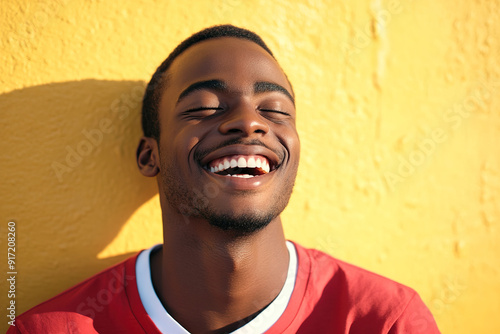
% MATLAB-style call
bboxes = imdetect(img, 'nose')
[218,101,270,136]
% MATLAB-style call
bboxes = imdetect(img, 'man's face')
[156,37,300,233]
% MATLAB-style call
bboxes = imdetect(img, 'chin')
[203,210,277,234]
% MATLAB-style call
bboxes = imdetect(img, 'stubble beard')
[160,157,297,235]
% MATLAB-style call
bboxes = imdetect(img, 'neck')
[150,209,289,333]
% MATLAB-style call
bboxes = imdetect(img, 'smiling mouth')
[203,155,274,178]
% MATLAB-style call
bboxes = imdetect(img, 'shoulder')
[291,242,440,333]
[294,242,416,300]
[11,254,139,333]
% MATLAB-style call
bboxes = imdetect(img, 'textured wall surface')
[1,0,499,333]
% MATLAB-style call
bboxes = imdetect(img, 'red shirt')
[7,242,440,333]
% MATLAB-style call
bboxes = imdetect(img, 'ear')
[136,137,160,177]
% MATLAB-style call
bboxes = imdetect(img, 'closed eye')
[183,106,223,113]
[259,109,291,116]
[180,107,223,119]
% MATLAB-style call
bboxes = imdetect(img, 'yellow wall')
[1,0,499,333]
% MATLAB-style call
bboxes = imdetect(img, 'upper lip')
[199,144,281,171]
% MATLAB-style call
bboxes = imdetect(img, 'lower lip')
[201,167,276,190]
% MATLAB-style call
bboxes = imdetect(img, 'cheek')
[185,136,200,152]
[278,125,300,158]
[171,127,201,163]
[290,128,300,151]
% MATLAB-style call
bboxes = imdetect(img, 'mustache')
[194,138,284,163]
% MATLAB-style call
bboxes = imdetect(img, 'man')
[8,25,440,333]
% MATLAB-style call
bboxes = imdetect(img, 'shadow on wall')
[1,80,158,312]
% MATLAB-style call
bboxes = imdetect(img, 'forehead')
[164,37,291,98]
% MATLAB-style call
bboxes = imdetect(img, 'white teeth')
[237,157,247,168]
[263,161,270,173]
[209,156,272,174]
[231,174,237,177]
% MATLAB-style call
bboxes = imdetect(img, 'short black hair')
[141,24,276,140]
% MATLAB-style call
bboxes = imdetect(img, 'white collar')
[136,241,297,334]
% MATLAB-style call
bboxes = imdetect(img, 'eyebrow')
[254,81,295,105]
[176,79,295,105]
[176,80,228,105]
